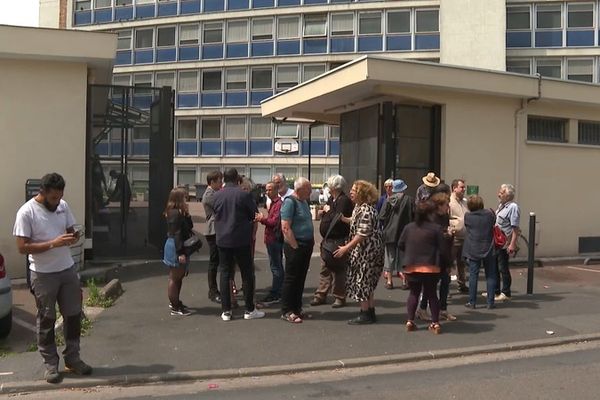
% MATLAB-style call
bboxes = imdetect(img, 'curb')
[3,332,600,394]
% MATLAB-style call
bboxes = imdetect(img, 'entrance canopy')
[261,55,600,124]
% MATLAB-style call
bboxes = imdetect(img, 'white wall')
[0,59,87,277]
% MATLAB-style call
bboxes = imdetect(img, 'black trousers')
[205,234,220,297]
[218,245,255,312]
[281,241,314,315]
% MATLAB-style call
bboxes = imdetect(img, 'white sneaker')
[221,311,232,321]
[481,292,487,298]
[495,293,511,302]
[244,309,266,320]
[416,308,431,321]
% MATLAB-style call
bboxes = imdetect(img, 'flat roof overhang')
[261,56,600,125]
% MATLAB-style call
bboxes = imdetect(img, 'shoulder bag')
[320,212,348,271]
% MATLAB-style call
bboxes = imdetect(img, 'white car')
[0,253,12,338]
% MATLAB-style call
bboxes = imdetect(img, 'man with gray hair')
[494,183,520,302]
[280,177,314,323]
[267,173,294,209]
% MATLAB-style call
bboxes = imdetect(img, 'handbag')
[493,225,507,249]
[320,213,347,270]
[183,230,203,254]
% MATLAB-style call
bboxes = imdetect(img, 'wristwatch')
[49,243,54,249]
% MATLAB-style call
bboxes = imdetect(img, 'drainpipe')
[514,73,542,197]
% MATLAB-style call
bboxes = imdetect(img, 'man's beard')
[43,199,59,212]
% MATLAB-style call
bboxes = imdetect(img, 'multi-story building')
[39,0,600,190]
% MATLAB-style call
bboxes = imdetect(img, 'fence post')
[527,212,536,295]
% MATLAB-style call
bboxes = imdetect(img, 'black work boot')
[348,310,374,325]
[368,307,377,323]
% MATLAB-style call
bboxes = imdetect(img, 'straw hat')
[422,172,440,188]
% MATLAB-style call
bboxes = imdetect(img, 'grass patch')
[26,343,38,352]
[0,344,13,357]
[85,278,114,308]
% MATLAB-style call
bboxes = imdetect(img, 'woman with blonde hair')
[334,180,384,324]
[162,187,193,316]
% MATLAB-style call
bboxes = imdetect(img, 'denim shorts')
[162,237,179,267]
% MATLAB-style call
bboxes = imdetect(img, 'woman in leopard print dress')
[334,180,384,325]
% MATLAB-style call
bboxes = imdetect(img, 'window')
[136,0,154,3]
[579,121,600,145]
[568,3,593,28]
[113,74,131,86]
[359,12,381,35]
[250,168,272,184]
[178,120,197,139]
[250,117,271,138]
[202,70,222,91]
[507,6,531,30]
[155,71,175,88]
[301,167,324,184]
[116,0,132,6]
[274,167,298,181]
[276,65,299,90]
[178,71,198,92]
[387,10,410,34]
[227,20,248,43]
[157,26,175,47]
[301,124,325,139]
[135,28,153,49]
[506,59,531,75]
[225,117,246,139]
[75,0,91,10]
[416,9,439,33]
[329,126,340,139]
[177,170,197,186]
[133,127,150,140]
[251,68,272,89]
[278,16,300,39]
[117,30,132,50]
[179,24,199,46]
[536,4,562,29]
[303,14,327,37]
[527,116,567,142]
[536,58,562,78]
[95,0,111,8]
[252,18,273,40]
[201,119,221,139]
[303,64,326,81]
[133,73,152,95]
[275,124,298,138]
[331,13,354,36]
[203,22,223,44]
[567,59,593,82]
[226,68,247,90]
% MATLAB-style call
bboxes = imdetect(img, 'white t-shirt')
[266,187,294,210]
[13,198,76,273]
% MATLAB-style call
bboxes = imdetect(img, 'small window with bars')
[527,116,567,143]
[579,121,600,145]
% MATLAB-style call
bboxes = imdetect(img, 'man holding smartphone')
[13,173,92,383]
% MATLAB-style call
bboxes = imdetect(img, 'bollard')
[526,212,536,295]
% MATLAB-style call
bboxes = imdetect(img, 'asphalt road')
[15,341,600,400]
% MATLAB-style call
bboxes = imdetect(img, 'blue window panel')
[251,41,274,56]
[133,95,153,109]
[204,0,225,12]
[386,35,411,51]
[567,30,594,47]
[115,50,132,65]
[251,91,273,105]
[176,142,198,156]
[330,0,350,2]
[156,48,176,62]
[226,43,249,58]
[132,142,149,156]
[95,143,110,156]
[180,0,201,14]
[201,141,222,156]
[115,7,134,21]
[224,141,247,155]
[252,0,273,8]
[111,143,124,156]
[135,4,155,19]
[303,38,327,54]
[358,36,382,52]
[202,44,224,59]
[415,34,440,50]
[74,11,92,25]
[330,37,354,53]
[94,9,112,23]
[249,140,272,155]
[535,31,562,47]
[201,93,223,107]
[277,40,300,55]
[179,46,200,61]
[134,50,154,64]
[506,31,532,48]
[225,92,248,106]
[329,140,339,156]
[302,140,326,156]
[278,0,299,6]
[177,93,199,108]
[304,0,326,4]
[228,0,249,10]
[158,1,178,16]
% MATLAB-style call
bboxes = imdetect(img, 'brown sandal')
[281,312,303,324]
[385,281,393,290]
[428,322,441,334]
[406,320,417,332]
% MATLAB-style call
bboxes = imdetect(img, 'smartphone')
[73,229,83,239]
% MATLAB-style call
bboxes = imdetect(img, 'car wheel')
[0,310,12,339]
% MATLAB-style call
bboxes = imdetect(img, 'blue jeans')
[266,241,284,298]
[495,248,511,297]
[467,252,497,306]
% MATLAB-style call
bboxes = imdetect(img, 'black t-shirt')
[319,192,354,239]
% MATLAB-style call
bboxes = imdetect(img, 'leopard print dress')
[346,203,385,302]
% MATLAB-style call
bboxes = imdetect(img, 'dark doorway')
[87,84,174,259]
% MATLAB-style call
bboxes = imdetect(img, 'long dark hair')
[163,187,188,217]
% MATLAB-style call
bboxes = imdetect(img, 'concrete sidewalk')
[2,256,600,394]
